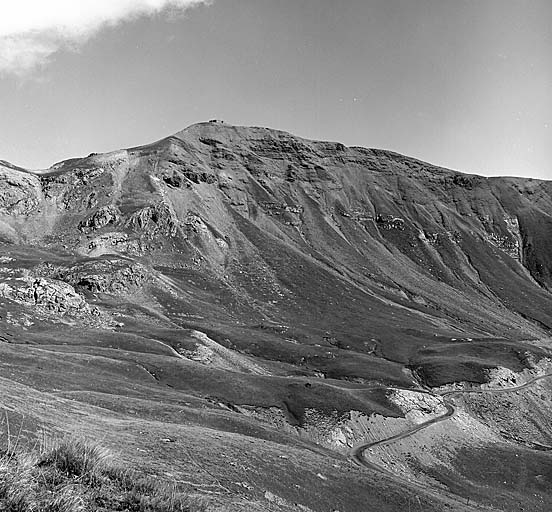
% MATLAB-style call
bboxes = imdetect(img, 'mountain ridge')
[7,121,542,181]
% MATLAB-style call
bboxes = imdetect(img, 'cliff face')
[1,122,552,386]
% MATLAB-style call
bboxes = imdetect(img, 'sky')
[0,0,550,179]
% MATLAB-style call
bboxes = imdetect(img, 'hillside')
[0,121,551,511]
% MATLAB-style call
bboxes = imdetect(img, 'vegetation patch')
[0,438,204,512]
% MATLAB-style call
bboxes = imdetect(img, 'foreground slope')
[0,122,551,510]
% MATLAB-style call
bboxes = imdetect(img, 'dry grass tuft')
[38,438,111,478]
[0,437,205,511]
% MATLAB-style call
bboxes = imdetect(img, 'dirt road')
[350,372,552,467]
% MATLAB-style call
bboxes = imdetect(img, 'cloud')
[0,0,209,75]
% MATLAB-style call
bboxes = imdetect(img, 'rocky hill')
[1,122,552,511]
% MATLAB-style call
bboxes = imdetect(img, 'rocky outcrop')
[81,232,142,257]
[78,205,120,232]
[162,166,217,187]
[126,202,179,238]
[0,276,94,316]
[36,259,150,295]
[375,214,405,231]
[0,167,41,215]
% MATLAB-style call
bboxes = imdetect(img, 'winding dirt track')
[350,373,552,468]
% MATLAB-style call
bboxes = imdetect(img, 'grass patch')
[0,438,204,511]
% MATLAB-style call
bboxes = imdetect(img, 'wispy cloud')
[0,1,209,75]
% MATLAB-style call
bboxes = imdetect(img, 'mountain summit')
[1,122,551,511]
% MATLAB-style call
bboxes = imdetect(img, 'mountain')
[0,121,551,511]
